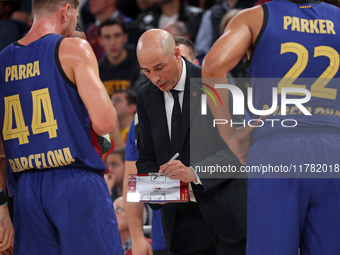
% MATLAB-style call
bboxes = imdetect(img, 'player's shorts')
[246,132,340,255]
[13,168,123,255]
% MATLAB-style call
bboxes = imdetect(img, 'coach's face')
[138,46,182,91]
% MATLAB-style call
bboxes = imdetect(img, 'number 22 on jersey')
[278,42,339,100]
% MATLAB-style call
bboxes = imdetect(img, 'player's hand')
[1,247,13,255]
[226,125,256,165]
[131,236,153,255]
[0,205,14,252]
[159,160,196,183]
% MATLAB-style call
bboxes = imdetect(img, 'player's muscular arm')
[0,143,13,254]
[203,6,263,77]
[59,38,117,135]
[202,6,263,164]
[0,136,13,253]
[202,8,256,132]
[0,204,14,253]
[0,139,6,196]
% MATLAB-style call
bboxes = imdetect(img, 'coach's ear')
[192,59,199,66]
[174,47,182,62]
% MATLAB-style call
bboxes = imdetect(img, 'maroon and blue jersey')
[0,34,107,175]
[245,3,340,255]
[248,0,340,140]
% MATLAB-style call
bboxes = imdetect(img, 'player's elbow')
[92,119,116,135]
[202,57,220,78]
[92,106,117,135]
[92,123,114,136]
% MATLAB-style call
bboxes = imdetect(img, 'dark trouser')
[166,202,246,255]
[154,249,173,255]
[172,237,246,255]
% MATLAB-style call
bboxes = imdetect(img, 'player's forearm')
[0,168,6,197]
[0,139,6,195]
[123,161,146,239]
[202,60,236,142]
[204,84,236,143]
[90,102,117,135]
[109,125,125,149]
[125,202,146,239]
[0,196,13,252]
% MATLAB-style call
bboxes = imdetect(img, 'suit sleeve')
[190,79,244,193]
[136,87,159,174]
[192,148,244,193]
[136,88,164,210]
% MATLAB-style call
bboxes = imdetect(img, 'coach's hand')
[159,160,196,183]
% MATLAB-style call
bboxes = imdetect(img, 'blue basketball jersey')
[0,34,107,174]
[248,0,340,140]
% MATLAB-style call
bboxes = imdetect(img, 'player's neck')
[18,16,63,45]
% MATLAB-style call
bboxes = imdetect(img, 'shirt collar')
[172,58,186,92]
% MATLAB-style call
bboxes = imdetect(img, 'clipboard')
[127,174,189,203]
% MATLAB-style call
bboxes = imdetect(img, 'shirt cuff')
[190,166,202,185]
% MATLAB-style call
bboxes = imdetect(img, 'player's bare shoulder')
[58,37,97,84]
[59,37,93,61]
[233,5,264,45]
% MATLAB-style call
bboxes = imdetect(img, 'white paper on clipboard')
[127,174,189,202]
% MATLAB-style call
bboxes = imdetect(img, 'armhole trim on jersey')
[55,36,77,90]
[13,41,24,47]
[286,0,321,4]
[14,34,54,47]
[245,3,269,68]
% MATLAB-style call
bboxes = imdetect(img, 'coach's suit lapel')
[149,86,172,162]
[181,60,200,150]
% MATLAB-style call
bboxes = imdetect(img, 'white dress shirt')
[164,58,186,139]
[162,59,201,201]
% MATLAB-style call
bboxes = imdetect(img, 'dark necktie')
[170,89,181,156]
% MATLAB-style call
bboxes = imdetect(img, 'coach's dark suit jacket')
[136,58,246,250]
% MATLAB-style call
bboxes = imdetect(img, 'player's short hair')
[174,36,196,61]
[98,18,127,36]
[32,0,79,14]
